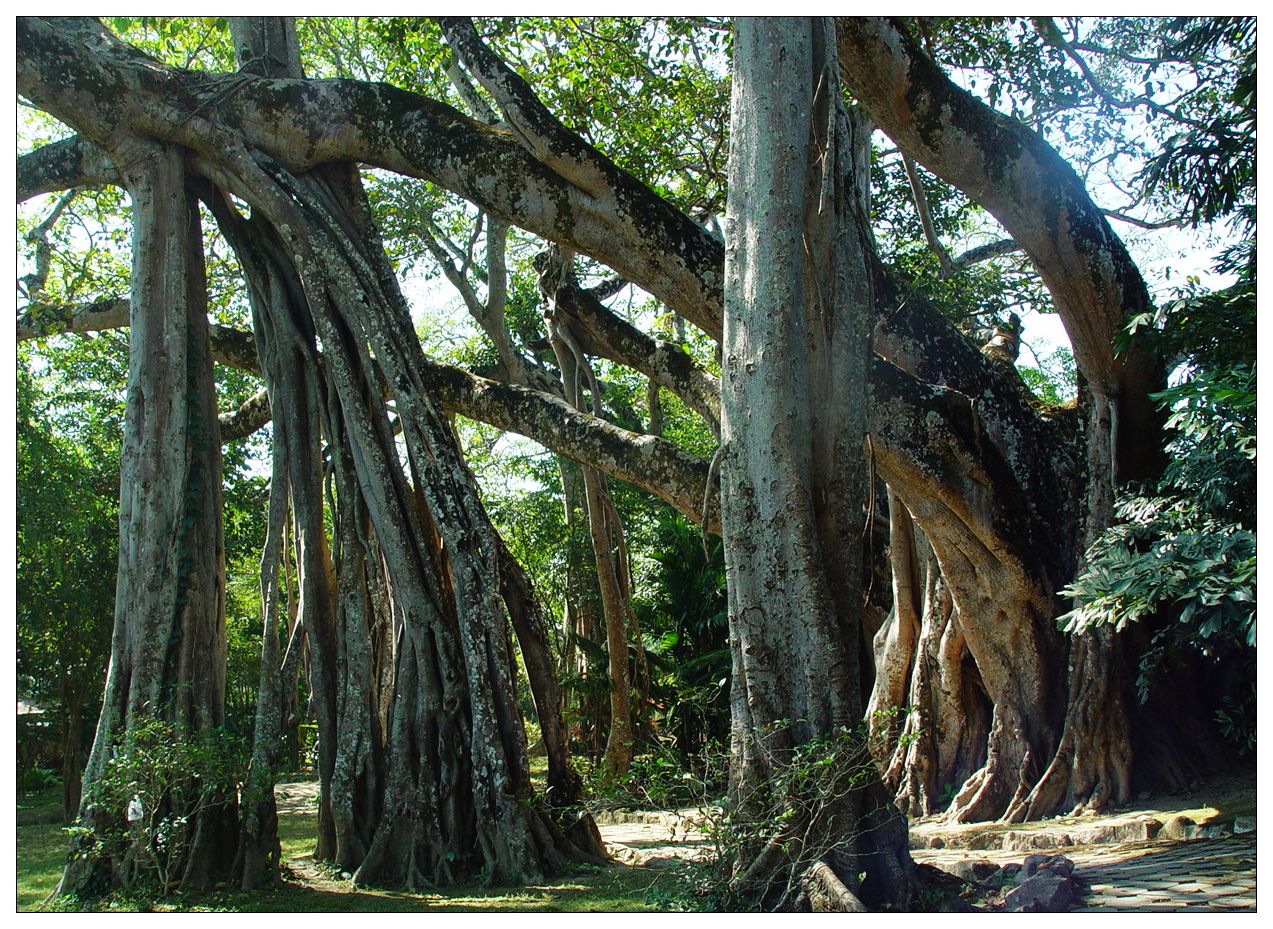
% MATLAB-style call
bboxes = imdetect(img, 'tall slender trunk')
[722,18,911,910]
[543,272,636,778]
[557,459,605,757]
[60,693,84,822]
[60,142,230,896]
[234,441,290,888]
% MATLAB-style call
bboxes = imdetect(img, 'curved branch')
[20,189,79,298]
[17,16,725,339]
[837,16,1164,479]
[837,17,1150,372]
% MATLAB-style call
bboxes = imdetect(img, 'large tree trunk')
[60,142,231,896]
[836,17,1166,816]
[721,18,912,911]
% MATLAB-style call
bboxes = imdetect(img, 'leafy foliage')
[1138,17,1256,228]
[1062,227,1255,749]
[68,718,246,895]
[16,347,119,783]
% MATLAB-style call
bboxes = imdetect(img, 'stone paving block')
[1098,885,1138,897]
[1099,896,1158,908]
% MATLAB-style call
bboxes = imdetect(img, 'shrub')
[68,719,245,893]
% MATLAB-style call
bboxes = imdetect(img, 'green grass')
[18,781,673,913]
[16,783,70,909]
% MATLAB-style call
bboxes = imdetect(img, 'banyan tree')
[16,14,1243,909]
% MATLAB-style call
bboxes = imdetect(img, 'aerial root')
[802,860,869,913]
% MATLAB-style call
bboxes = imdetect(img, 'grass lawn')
[16,783,68,909]
[17,781,675,913]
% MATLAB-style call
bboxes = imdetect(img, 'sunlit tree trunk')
[721,17,912,910]
[60,142,230,895]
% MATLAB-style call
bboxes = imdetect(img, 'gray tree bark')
[721,17,912,910]
[60,142,230,895]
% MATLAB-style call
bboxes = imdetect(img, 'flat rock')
[1072,815,1162,845]
[1002,830,1074,851]
[1004,870,1075,913]
[1159,814,1200,841]
[942,858,1000,883]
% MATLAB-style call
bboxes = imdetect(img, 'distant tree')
[16,355,117,819]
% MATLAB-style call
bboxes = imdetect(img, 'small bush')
[19,766,61,791]
[583,742,729,813]
[69,718,246,893]
[646,720,906,912]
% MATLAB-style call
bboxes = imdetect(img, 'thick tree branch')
[872,265,1081,569]
[838,17,1151,377]
[17,17,725,340]
[550,280,720,427]
[421,360,719,531]
[18,298,130,340]
[18,298,265,379]
[219,387,272,441]
[17,302,718,529]
[837,16,1164,479]
[951,238,1021,269]
[438,17,613,198]
[17,135,118,202]
[208,323,264,374]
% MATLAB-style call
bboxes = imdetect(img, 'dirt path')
[592,809,713,866]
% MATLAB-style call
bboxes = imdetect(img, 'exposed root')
[802,860,868,912]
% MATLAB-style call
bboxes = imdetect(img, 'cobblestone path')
[1074,833,1256,912]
